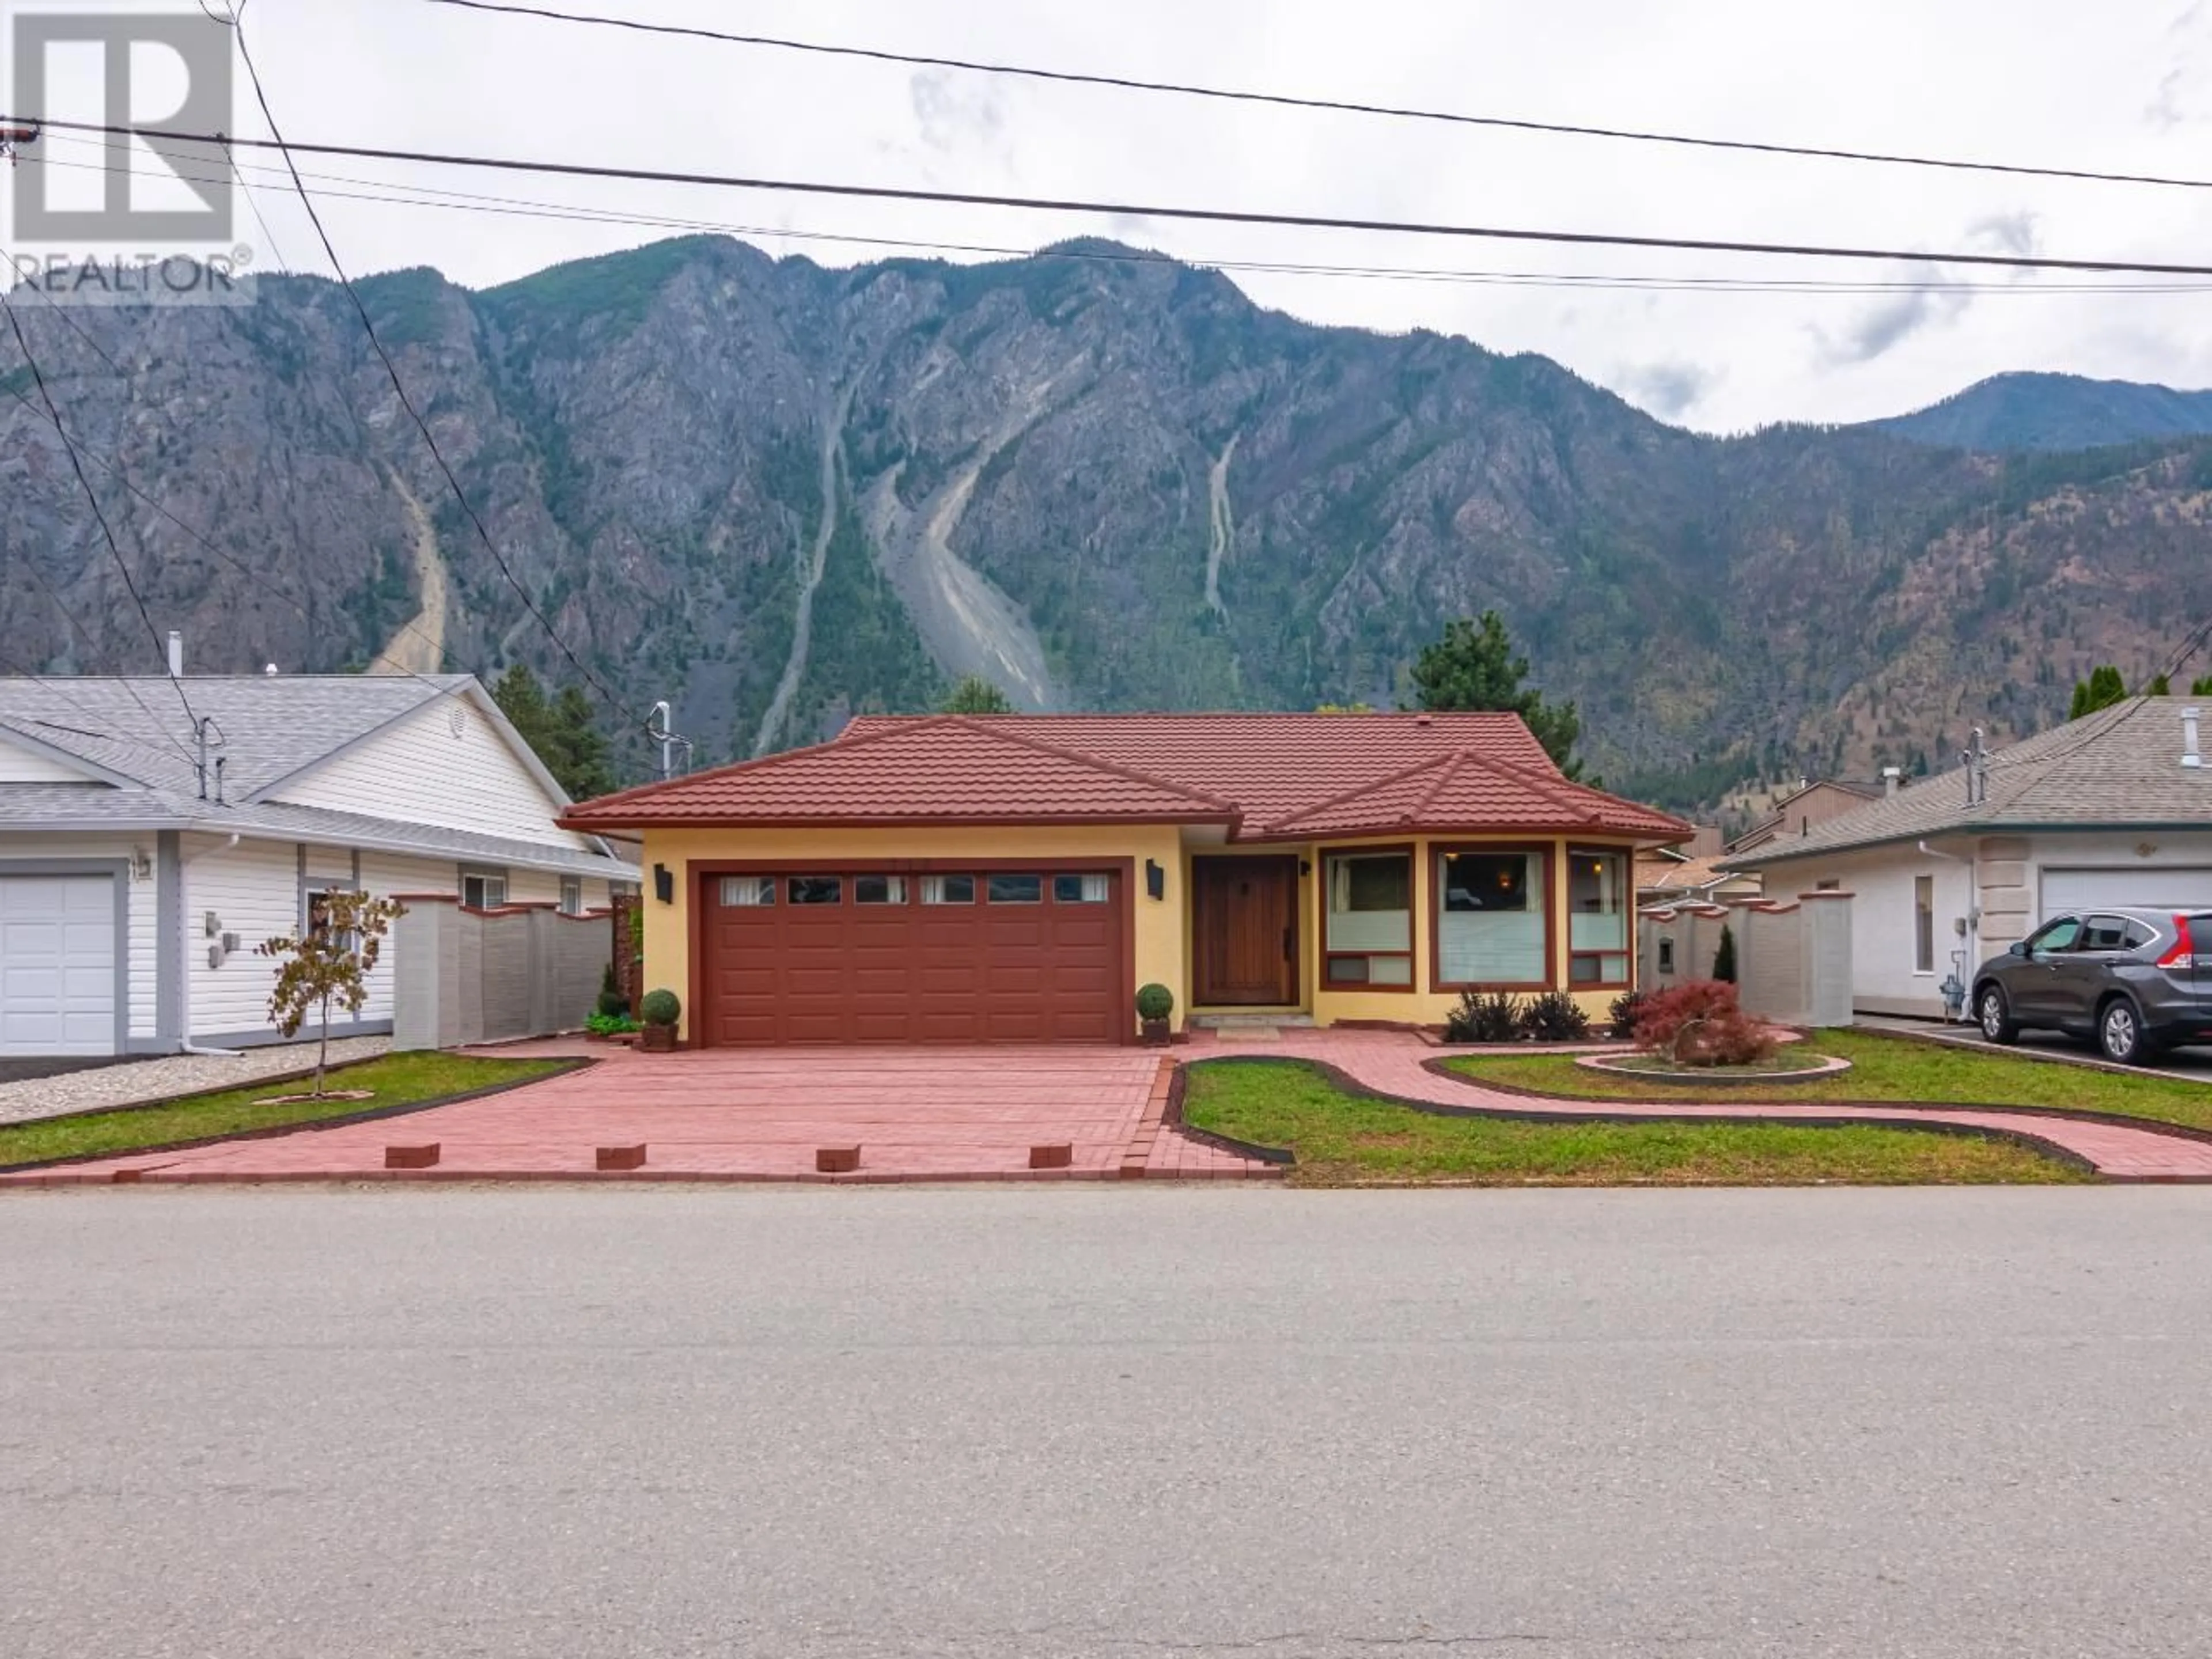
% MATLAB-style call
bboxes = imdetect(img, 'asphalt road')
[6,1188,2212,1658]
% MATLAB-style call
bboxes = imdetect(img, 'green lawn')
[1183,1060,2088,1187]
[1446,1029,2212,1132]
[0,1053,563,1170]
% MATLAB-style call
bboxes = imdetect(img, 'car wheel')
[2099,998,2150,1065]
[1977,984,2018,1045]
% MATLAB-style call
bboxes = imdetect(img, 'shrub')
[1631,979,1776,1067]
[1607,989,1646,1039]
[586,1009,638,1036]
[1445,990,1522,1044]
[639,988,681,1028]
[1135,983,1175,1022]
[596,963,629,1019]
[1712,922,1737,983]
[1517,990,1592,1043]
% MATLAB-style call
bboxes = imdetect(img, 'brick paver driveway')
[3,1043,1275,1185]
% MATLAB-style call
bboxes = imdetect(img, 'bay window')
[1567,847,1631,987]
[1437,848,1548,987]
[1324,850,1414,987]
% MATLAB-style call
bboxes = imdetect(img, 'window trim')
[1320,843,1417,995]
[459,866,510,912]
[1565,844,1634,993]
[1430,842,1557,993]
[559,876,585,916]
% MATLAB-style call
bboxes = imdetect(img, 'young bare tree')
[257,892,405,1096]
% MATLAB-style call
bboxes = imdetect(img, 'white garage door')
[2040,867,2212,922]
[0,875,117,1056]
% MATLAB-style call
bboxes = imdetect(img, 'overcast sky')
[17,0,2212,431]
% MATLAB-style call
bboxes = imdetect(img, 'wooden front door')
[1194,857,1299,1006]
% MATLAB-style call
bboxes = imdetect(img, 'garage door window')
[1054,874,1109,903]
[719,877,774,906]
[789,877,843,906]
[855,875,908,905]
[922,875,975,904]
[988,874,1043,904]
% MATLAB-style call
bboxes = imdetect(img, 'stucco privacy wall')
[392,900,612,1050]
[639,824,1191,1041]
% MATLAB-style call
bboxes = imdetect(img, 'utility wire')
[15,111,2212,279]
[220,12,646,734]
[0,293,202,753]
[420,0,2212,195]
[29,137,2212,298]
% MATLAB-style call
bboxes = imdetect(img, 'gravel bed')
[0,1037,393,1127]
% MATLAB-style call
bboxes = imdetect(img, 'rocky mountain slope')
[5,235,2210,808]
[1869,371,2212,452]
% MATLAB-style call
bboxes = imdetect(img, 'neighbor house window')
[1324,850,1414,987]
[922,876,975,904]
[1437,847,1548,987]
[1914,875,1936,973]
[855,875,908,905]
[1658,937,1677,975]
[788,876,843,905]
[987,874,1044,904]
[559,877,584,916]
[1053,874,1110,903]
[1567,847,1630,987]
[719,876,774,907]
[460,869,508,910]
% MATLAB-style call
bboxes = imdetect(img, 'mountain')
[5,236,2211,810]
[1868,372,2212,452]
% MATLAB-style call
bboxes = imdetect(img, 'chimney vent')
[2184,707,2202,770]
[166,630,183,677]
[1881,765,1902,797]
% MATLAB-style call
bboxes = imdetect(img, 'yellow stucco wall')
[645,825,1640,1040]
[638,824,1190,1040]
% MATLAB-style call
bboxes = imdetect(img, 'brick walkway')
[1195,1030,2212,1182]
[0,1043,1278,1186]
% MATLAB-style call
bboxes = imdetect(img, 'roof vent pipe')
[1882,765,1902,797]
[2185,707,2202,770]
[166,630,183,677]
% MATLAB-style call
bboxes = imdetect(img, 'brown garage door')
[699,869,1128,1046]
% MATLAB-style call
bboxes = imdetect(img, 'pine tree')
[2068,665,2128,719]
[1711,923,1737,984]
[941,675,1015,714]
[493,664,615,800]
[1409,611,1587,779]
[2145,673,2173,696]
[2193,676,2212,698]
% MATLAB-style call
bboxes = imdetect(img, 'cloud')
[1966,211,2040,258]
[1613,359,1719,421]
[909,70,1007,154]
[1812,213,2035,368]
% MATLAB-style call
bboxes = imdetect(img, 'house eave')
[1723,819,2212,871]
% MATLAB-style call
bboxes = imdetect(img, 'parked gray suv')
[1974,907,2212,1064]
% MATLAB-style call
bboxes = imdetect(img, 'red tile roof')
[562,711,1692,843]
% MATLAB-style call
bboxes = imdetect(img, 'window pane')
[855,875,908,906]
[560,878,583,916]
[789,876,843,906]
[987,874,1043,904]
[922,875,975,905]
[719,876,774,907]
[1368,955,1414,986]
[1325,956,1370,984]
[1568,849,1627,952]
[1327,854,1411,950]
[1054,874,1109,903]
[1440,851,1545,982]
[1914,876,1936,970]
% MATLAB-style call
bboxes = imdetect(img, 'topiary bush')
[1135,983,1175,1022]
[639,987,681,1028]
[1517,990,1592,1043]
[1631,979,1775,1067]
[1445,990,1522,1044]
[596,962,629,1019]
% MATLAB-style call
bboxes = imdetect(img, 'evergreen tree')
[1409,611,1587,779]
[2067,665,2128,719]
[2145,673,2173,696]
[2193,676,2212,698]
[941,675,1015,714]
[492,664,615,800]
[1712,923,1737,984]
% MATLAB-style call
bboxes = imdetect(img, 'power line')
[220,10,645,733]
[421,0,2212,194]
[0,292,202,752]
[28,135,2212,298]
[15,111,2212,279]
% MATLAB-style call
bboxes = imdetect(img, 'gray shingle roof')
[0,676,638,880]
[1726,698,2212,866]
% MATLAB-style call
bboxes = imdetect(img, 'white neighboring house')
[0,672,639,1057]
[1723,698,2212,1019]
